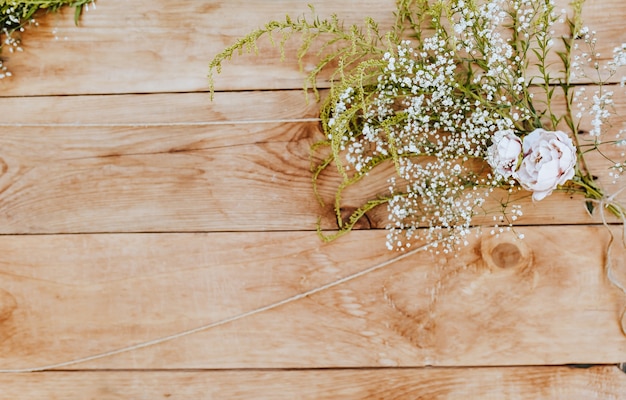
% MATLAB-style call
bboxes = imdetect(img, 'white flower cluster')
[375,39,511,252]
[612,43,626,72]
[311,0,625,252]
[1,7,26,47]
[609,129,626,184]
[0,1,95,79]
[488,129,577,201]
[1,5,29,79]
[570,29,626,140]
[0,59,9,79]
[328,0,557,252]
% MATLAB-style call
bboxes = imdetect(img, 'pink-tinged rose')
[514,128,577,201]
[487,130,522,178]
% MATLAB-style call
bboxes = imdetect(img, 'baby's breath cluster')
[0,0,94,78]
[317,0,560,252]
[210,0,626,252]
[335,35,524,252]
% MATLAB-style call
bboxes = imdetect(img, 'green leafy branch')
[1,0,93,26]
[210,0,626,248]
[1,0,94,74]
[208,5,391,101]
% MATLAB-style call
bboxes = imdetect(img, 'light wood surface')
[1,0,626,397]
[0,0,623,96]
[1,366,625,399]
[0,91,623,233]
[0,227,625,371]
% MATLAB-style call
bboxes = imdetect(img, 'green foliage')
[1,0,92,24]
[209,4,394,101]
[210,0,626,250]
[0,0,93,67]
[208,1,434,242]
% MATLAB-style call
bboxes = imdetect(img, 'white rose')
[487,130,522,178]
[514,128,577,201]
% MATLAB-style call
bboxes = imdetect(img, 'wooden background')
[1,0,626,398]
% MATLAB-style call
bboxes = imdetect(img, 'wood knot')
[0,288,17,323]
[480,232,532,271]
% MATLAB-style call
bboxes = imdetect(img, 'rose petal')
[515,128,577,201]
[532,189,551,201]
[534,159,560,190]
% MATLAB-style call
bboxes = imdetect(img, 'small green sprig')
[208,5,390,101]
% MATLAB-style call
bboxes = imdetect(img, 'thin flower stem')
[210,0,626,252]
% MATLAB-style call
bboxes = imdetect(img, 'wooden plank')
[1,85,622,127]
[0,88,624,233]
[0,122,620,234]
[0,0,623,96]
[0,227,624,370]
[0,122,327,233]
[0,91,319,125]
[1,366,625,399]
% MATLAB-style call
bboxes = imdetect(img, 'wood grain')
[0,227,624,370]
[0,0,625,395]
[0,122,326,233]
[0,89,624,233]
[0,122,618,233]
[0,91,319,125]
[1,366,625,399]
[0,0,623,96]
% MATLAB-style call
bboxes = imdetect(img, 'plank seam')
[33,363,626,373]
[0,118,322,128]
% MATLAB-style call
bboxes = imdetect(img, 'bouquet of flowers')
[210,0,626,253]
